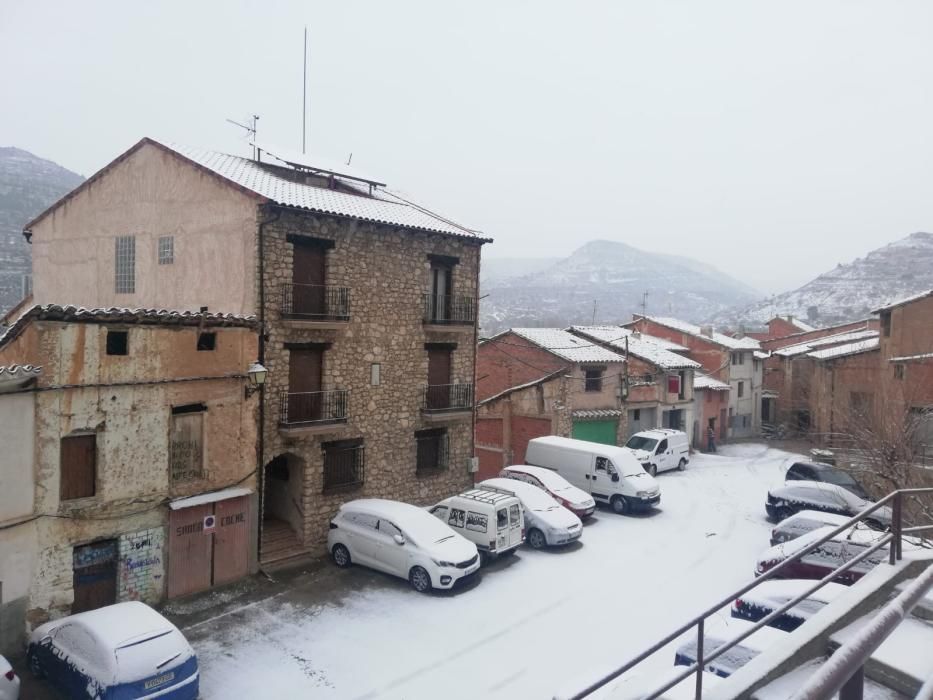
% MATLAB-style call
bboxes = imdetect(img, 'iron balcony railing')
[422,293,475,325]
[279,390,349,426]
[423,383,474,412]
[558,487,933,700]
[280,283,350,320]
[323,444,365,492]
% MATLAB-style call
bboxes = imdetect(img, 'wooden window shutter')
[60,434,97,500]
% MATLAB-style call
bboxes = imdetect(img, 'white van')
[430,489,524,559]
[525,436,661,515]
[624,429,690,476]
[478,478,583,549]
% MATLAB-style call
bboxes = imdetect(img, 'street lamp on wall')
[245,361,268,398]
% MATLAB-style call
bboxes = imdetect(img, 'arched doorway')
[261,453,306,565]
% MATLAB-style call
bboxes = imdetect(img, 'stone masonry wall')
[260,210,485,552]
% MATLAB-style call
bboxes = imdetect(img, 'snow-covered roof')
[508,328,626,364]
[693,374,730,391]
[643,317,761,350]
[0,364,41,391]
[0,304,258,350]
[754,350,770,360]
[889,352,933,363]
[871,288,933,313]
[569,326,700,370]
[808,337,880,361]
[774,330,879,358]
[771,315,817,332]
[572,409,624,419]
[338,499,466,543]
[169,486,253,511]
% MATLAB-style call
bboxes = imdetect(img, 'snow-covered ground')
[187,443,800,699]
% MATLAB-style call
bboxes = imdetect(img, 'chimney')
[736,324,746,339]
[700,325,714,338]
[632,329,641,339]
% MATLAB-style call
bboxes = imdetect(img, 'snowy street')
[182,443,799,699]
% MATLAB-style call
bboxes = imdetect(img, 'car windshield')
[820,470,863,490]
[625,436,658,451]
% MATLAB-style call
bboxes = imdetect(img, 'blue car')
[27,601,198,699]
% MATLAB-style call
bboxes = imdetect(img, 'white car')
[479,478,583,549]
[0,655,19,700]
[765,480,892,528]
[624,429,690,476]
[499,464,596,519]
[769,509,851,545]
[328,498,480,592]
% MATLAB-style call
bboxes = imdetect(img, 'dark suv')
[785,462,869,500]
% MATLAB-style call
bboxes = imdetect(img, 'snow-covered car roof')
[769,480,867,511]
[737,579,849,615]
[340,498,467,541]
[478,478,560,511]
[32,601,175,653]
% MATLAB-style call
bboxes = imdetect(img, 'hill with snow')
[0,147,84,314]
[479,240,760,334]
[712,232,933,327]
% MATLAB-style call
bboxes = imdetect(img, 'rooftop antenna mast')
[302,26,309,154]
[226,115,259,159]
[640,290,649,317]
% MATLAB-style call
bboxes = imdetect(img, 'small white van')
[624,429,690,477]
[430,489,524,559]
[524,436,661,515]
[478,478,583,549]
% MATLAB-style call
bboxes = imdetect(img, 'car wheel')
[331,544,352,568]
[611,495,630,515]
[678,458,687,471]
[649,464,658,477]
[775,506,793,522]
[527,528,547,549]
[409,566,432,593]
[29,652,44,679]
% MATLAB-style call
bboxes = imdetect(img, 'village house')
[568,326,701,443]
[692,374,731,447]
[627,316,762,439]
[0,305,258,653]
[763,325,879,432]
[746,314,818,341]
[475,328,626,479]
[22,137,490,563]
[806,335,881,438]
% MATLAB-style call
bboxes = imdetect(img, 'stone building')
[568,326,701,443]
[628,316,763,439]
[23,137,489,561]
[0,305,258,653]
[475,328,627,479]
[693,374,731,448]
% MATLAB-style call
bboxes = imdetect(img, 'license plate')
[145,671,175,690]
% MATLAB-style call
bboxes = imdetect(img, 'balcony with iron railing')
[422,293,475,326]
[278,389,349,434]
[422,383,473,420]
[280,283,350,324]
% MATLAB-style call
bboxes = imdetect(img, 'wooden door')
[292,243,326,317]
[288,348,323,422]
[72,540,117,613]
[168,504,213,598]
[426,348,452,409]
[213,496,250,586]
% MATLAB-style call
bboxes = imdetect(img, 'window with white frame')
[114,235,135,293]
[158,236,174,265]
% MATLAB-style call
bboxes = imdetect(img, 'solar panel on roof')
[250,140,386,187]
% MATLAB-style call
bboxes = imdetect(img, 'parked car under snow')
[769,509,851,546]
[765,480,891,528]
[27,601,198,699]
[785,461,870,500]
[478,477,583,549]
[731,579,850,631]
[673,617,788,678]
[0,655,19,700]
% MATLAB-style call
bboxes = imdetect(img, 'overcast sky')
[3,1,932,294]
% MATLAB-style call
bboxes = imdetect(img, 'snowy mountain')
[713,232,933,328]
[479,240,761,335]
[0,147,84,314]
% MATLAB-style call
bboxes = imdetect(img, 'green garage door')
[572,419,618,446]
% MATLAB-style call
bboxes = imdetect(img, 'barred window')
[416,428,449,474]
[322,438,364,491]
[158,236,174,265]
[115,235,135,293]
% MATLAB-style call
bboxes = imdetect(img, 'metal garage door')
[572,419,618,446]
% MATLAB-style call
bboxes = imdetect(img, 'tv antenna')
[640,290,649,317]
[226,115,259,159]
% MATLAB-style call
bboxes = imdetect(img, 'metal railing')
[323,444,365,492]
[559,487,933,700]
[279,389,349,425]
[422,293,475,325]
[422,383,474,412]
[280,283,350,320]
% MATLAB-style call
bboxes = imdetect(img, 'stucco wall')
[259,210,483,551]
[0,392,35,521]
[30,142,259,315]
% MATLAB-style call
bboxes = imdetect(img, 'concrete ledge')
[421,409,473,423]
[709,553,933,700]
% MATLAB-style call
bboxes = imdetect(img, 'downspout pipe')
[256,203,282,562]
[471,240,484,484]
